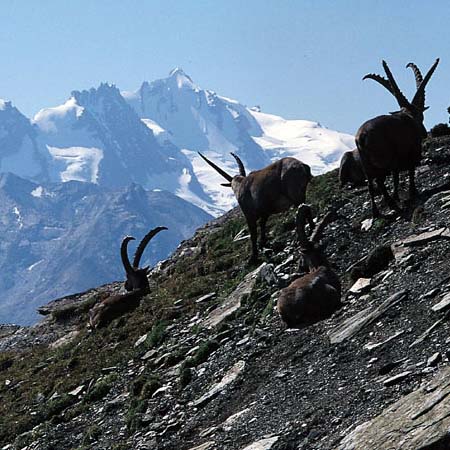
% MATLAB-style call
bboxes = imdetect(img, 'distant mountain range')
[0,173,211,325]
[0,69,354,324]
[1,69,354,215]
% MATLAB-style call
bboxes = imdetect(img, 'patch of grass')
[84,374,117,403]
[307,169,340,211]
[82,424,102,445]
[179,364,193,388]
[144,320,168,349]
[184,339,219,369]
[41,394,77,422]
[125,398,147,432]
[261,296,275,321]
[130,372,161,399]
[372,218,387,232]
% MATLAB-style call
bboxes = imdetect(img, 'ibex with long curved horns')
[277,205,341,328]
[89,227,167,328]
[356,58,439,217]
[198,152,312,263]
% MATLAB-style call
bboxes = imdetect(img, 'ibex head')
[363,58,439,126]
[198,152,247,193]
[296,204,338,271]
[122,227,167,292]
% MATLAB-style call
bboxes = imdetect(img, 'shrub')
[430,123,450,137]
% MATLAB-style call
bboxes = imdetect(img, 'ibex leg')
[259,216,268,249]
[408,168,418,198]
[376,177,401,213]
[246,217,259,263]
[392,171,400,201]
[367,177,380,218]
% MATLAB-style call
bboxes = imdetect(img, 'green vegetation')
[82,424,102,445]
[144,320,168,348]
[84,373,118,403]
[307,169,340,212]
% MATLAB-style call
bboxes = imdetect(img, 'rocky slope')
[0,136,449,450]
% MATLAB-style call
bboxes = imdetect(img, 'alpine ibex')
[198,152,313,263]
[89,227,167,328]
[277,205,341,328]
[339,148,366,187]
[356,58,439,217]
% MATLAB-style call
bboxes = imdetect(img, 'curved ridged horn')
[230,152,246,176]
[310,210,338,243]
[296,204,315,247]
[121,236,135,274]
[362,73,395,95]
[381,60,411,109]
[132,226,168,268]
[231,153,247,177]
[198,152,233,182]
[407,62,424,110]
[406,62,423,88]
[411,58,439,111]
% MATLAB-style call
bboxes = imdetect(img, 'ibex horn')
[230,152,246,176]
[132,226,168,268]
[198,152,233,182]
[121,236,135,274]
[411,58,439,111]
[381,60,411,110]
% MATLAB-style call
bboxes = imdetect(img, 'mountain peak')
[168,67,195,89]
[0,99,11,110]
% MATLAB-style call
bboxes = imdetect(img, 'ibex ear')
[221,183,232,187]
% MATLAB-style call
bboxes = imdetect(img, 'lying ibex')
[356,58,439,217]
[339,148,366,187]
[339,149,402,198]
[277,205,341,328]
[198,152,313,263]
[89,227,167,328]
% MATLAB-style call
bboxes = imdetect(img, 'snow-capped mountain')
[123,68,354,211]
[1,70,354,216]
[0,172,211,325]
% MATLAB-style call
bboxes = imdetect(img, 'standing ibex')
[89,227,167,328]
[198,152,312,263]
[277,205,341,328]
[356,58,439,217]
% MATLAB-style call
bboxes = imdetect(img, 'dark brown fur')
[89,227,167,328]
[356,59,439,217]
[277,205,341,328]
[199,153,312,262]
[339,148,366,187]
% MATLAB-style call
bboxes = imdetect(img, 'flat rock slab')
[203,263,269,328]
[241,436,279,450]
[329,290,408,344]
[432,292,450,312]
[338,366,450,450]
[349,278,371,294]
[191,360,245,408]
[188,442,215,450]
[397,227,450,247]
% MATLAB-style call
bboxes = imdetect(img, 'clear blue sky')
[1,0,449,134]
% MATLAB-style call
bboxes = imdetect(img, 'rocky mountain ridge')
[0,136,449,450]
